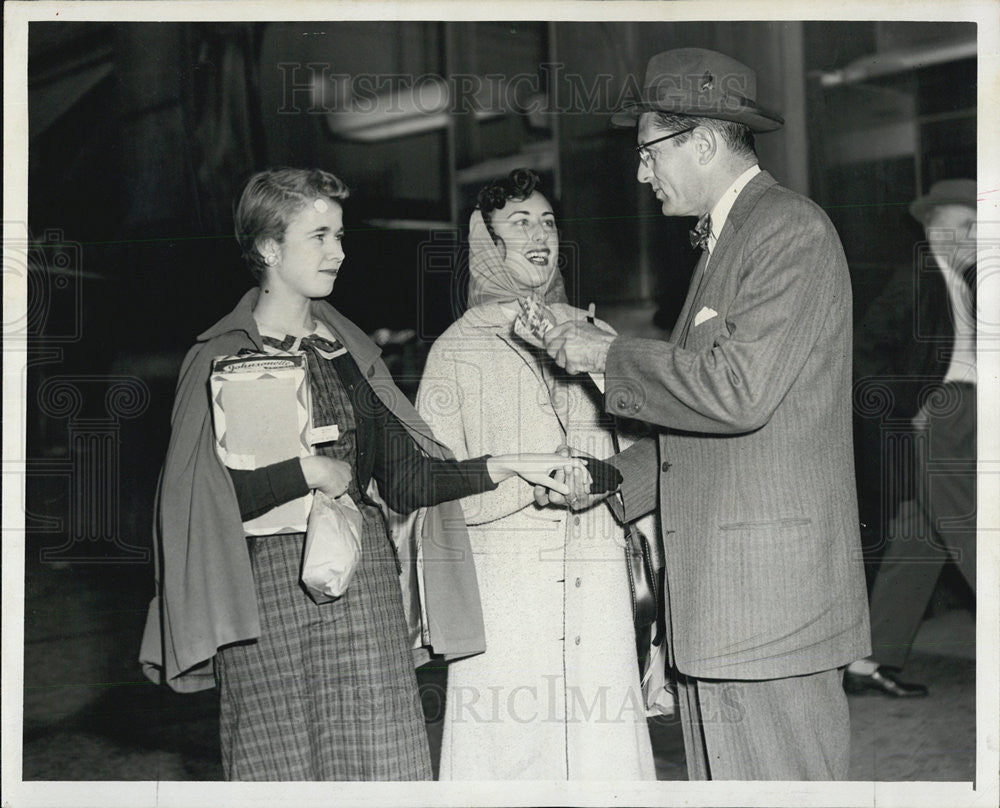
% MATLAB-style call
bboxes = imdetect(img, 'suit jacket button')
[367,366,375,378]
[631,403,641,412]
[661,461,672,472]
[615,397,627,409]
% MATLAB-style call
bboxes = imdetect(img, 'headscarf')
[466,209,569,309]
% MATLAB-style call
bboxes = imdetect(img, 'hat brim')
[611,100,784,133]
[909,195,977,223]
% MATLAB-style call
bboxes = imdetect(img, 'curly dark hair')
[476,168,543,244]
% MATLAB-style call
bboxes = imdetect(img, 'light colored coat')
[418,302,655,780]
[607,171,871,681]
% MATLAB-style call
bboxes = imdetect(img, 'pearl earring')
[266,255,277,266]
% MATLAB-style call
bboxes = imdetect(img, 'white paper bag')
[641,634,677,718]
[301,491,363,603]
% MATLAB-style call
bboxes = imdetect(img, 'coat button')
[574,516,581,526]
[574,636,581,646]
[575,577,582,588]
[615,397,627,409]
[367,366,375,378]
[631,403,641,412]
[661,461,672,472]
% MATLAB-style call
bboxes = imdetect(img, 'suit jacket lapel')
[674,250,709,346]
[673,170,778,347]
[707,169,776,271]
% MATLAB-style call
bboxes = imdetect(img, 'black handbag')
[609,431,664,647]
[624,521,659,634]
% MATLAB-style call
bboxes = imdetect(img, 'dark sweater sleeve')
[371,401,498,515]
[227,457,310,521]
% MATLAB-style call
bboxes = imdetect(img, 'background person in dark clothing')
[845,179,977,697]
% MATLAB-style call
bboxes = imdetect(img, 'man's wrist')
[594,333,614,373]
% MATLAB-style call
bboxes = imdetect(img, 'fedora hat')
[909,179,977,224]
[612,47,784,133]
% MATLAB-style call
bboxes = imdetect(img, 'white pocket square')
[694,306,718,327]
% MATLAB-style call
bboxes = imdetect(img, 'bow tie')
[689,214,712,252]
[301,334,346,356]
[261,333,346,357]
[261,334,296,352]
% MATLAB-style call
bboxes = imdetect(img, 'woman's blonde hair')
[235,168,350,280]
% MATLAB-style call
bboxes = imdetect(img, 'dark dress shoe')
[843,667,929,697]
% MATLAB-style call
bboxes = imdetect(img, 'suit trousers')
[676,667,850,780]
[869,383,976,669]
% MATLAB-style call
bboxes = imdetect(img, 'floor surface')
[19,558,976,783]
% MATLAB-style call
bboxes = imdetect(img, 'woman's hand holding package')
[300,456,353,498]
[487,453,591,496]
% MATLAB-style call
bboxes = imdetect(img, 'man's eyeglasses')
[636,127,695,166]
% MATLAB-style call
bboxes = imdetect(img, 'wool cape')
[139,288,486,692]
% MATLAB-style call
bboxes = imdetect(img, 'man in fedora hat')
[845,179,977,698]
[540,48,871,779]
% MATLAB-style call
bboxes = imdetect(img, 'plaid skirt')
[215,501,431,781]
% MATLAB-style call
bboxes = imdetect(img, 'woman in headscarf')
[139,167,583,781]
[416,169,656,780]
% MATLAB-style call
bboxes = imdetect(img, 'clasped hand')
[487,454,592,497]
[543,320,616,375]
[533,446,614,511]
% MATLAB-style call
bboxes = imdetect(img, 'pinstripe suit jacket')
[606,171,871,680]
